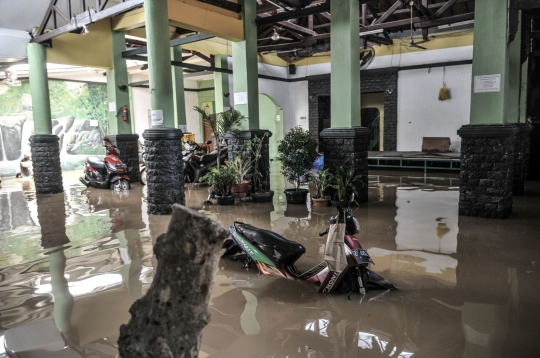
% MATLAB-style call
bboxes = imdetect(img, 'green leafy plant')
[200,166,236,196]
[330,166,364,201]
[193,106,246,168]
[227,154,251,185]
[244,132,271,193]
[309,169,333,199]
[277,127,319,191]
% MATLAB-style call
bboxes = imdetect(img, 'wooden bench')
[422,137,451,153]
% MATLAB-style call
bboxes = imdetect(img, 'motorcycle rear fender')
[229,226,276,267]
[110,175,130,183]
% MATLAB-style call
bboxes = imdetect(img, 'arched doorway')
[258,94,283,158]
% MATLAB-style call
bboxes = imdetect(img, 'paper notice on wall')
[150,109,163,126]
[89,120,99,127]
[234,92,248,105]
[108,102,116,112]
[474,74,501,93]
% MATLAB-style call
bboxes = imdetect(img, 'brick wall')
[307,70,398,151]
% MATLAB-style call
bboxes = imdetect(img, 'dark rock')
[320,127,370,203]
[118,205,229,358]
[30,135,63,194]
[142,128,185,215]
[457,124,517,219]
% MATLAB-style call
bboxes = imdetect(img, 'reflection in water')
[1,173,540,357]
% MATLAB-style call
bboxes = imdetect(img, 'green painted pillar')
[330,0,361,128]
[27,43,52,134]
[171,46,186,127]
[144,0,175,128]
[107,30,132,134]
[469,0,512,124]
[520,58,528,123]
[232,0,258,130]
[214,54,231,112]
[507,12,522,124]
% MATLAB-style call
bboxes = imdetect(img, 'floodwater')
[1,168,540,357]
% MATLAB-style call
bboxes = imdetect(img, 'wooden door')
[203,124,214,152]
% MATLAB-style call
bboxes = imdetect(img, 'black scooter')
[184,143,228,183]
[79,137,130,191]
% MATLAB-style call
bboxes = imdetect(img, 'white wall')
[184,79,200,135]
[397,64,472,152]
[130,73,151,139]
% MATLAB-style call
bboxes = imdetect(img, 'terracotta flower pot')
[231,181,250,199]
[312,196,331,207]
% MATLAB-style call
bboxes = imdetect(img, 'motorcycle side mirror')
[205,140,212,145]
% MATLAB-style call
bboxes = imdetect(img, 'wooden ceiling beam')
[258,12,474,52]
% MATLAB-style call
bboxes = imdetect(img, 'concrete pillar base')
[37,193,69,249]
[527,118,540,180]
[30,134,63,194]
[225,130,272,192]
[457,124,518,219]
[142,128,185,215]
[320,127,370,203]
[513,123,533,196]
[108,134,141,183]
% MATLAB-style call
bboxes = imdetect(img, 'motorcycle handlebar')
[319,228,329,237]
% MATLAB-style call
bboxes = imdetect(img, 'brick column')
[142,128,185,215]
[225,130,272,192]
[513,123,532,195]
[108,134,141,183]
[320,127,370,203]
[30,134,63,194]
[457,124,518,219]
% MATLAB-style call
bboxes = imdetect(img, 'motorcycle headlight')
[105,162,117,171]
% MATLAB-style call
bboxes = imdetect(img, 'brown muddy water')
[1,169,540,358]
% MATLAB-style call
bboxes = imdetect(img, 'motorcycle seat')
[236,223,305,266]
[200,151,219,164]
[87,157,105,169]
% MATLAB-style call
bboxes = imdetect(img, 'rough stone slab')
[30,135,63,194]
[118,204,229,358]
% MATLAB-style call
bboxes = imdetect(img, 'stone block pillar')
[108,134,141,183]
[142,128,185,215]
[225,130,272,191]
[513,123,532,195]
[30,135,63,194]
[457,124,518,219]
[320,127,370,203]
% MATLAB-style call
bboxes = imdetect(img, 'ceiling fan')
[258,28,294,42]
[403,0,429,50]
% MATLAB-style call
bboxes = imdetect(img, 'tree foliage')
[277,127,319,190]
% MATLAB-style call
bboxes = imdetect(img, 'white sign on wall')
[234,92,248,105]
[89,120,99,127]
[108,102,117,112]
[150,109,163,126]
[474,74,501,93]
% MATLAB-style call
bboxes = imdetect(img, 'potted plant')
[228,154,251,199]
[193,106,246,168]
[330,166,364,206]
[246,133,274,203]
[309,169,333,207]
[277,127,319,204]
[200,166,237,205]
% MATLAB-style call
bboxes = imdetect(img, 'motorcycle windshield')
[351,248,374,265]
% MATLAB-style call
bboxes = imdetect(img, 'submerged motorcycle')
[79,137,131,191]
[222,195,395,295]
